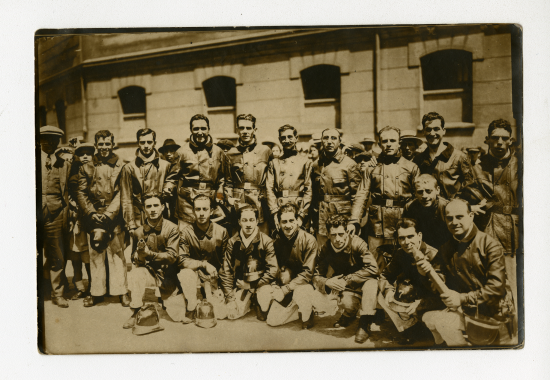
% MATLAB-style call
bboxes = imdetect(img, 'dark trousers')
[42,209,66,297]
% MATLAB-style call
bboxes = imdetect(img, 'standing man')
[403,174,451,250]
[177,194,229,316]
[313,215,380,344]
[359,136,379,159]
[422,199,515,346]
[77,130,130,307]
[413,112,474,199]
[257,204,318,329]
[120,128,177,236]
[349,126,420,256]
[220,205,278,320]
[310,128,363,247]
[400,130,424,161]
[224,114,273,235]
[39,126,71,308]
[266,124,313,232]
[174,114,226,231]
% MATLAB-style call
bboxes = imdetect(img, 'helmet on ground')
[464,313,502,346]
[133,304,164,336]
[195,298,217,328]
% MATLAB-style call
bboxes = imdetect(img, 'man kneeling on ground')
[258,203,318,329]
[313,214,380,343]
[219,204,278,320]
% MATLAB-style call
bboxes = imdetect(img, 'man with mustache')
[266,124,313,233]
[77,130,130,308]
[173,115,227,231]
[120,128,177,236]
[310,128,363,248]
[403,174,451,250]
[413,112,474,200]
[349,126,420,260]
[422,199,515,346]
[224,114,273,235]
[39,125,71,308]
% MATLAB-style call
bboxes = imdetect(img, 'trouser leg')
[71,256,85,292]
[89,238,107,297]
[105,231,128,296]
[359,278,378,316]
[422,310,467,346]
[256,284,275,312]
[226,289,252,320]
[44,211,66,298]
[293,284,315,321]
[504,254,518,313]
[128,267,158,309]
[177,269,198,311]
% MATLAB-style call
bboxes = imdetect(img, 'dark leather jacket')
[403,196,451,250]
[313,234,379,294]
[178,221,229,273]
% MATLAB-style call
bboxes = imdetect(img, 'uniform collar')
[485,150,512,166]
[92,152,118,167]
[143,217,164,234]
[452,223,478,243]
[193,221,213,239]
[278,227,300,244]
[280,147,298,159]
[239,227,259,248]
[321,148,345,164]
[189,135,213,153]
[378,150,402,164]
[135,149,160,167]
[417,142,454,164]
[236,138,257,153]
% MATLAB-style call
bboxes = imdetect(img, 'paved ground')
[41,262,438,354]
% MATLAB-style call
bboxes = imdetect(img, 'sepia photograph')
[36,25,523,354]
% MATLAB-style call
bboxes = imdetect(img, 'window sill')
[416,122,476,131]
[304,98,339,105]
[423,88,465,96]
[207,106,235,113]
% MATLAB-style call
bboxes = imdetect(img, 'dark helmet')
[91,228,110,251]
[195,298,217,328]
[464,314,502,346]
[133,304,164,336]
[243,256,264,282]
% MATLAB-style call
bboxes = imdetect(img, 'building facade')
[37,26,521,160]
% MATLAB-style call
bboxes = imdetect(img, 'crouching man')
[177,194,229,318]
[219,205,278,320]
[258,204,318,329]
[313,215,380,344]
[422,199,515,346]
[123,193,183,330]
[378,218,445,345]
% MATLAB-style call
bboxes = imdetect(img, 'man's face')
[40,135,60,155]
[401,140,417,160]
[237,120,256,143]
[238,210,258,237]
[322,130,340,153]
[329,225,348,250]
[397,226,422,256]
[271,145,281,158]
[279,129,297,151]
[309,146,319,161]
[164,148,178,164]
[95,137,113,158]
[415,181,440,207]
[144,197,164,222]
[279,211,298,238]
[193,198,212,225]
[423,119,446,148]
[361,142,374,152]
[445,201,474,238]
[78,150,93,164]
[379,130,400,156]
[487,128,512,159]
[191,119,209,145]
[138,133,156,156]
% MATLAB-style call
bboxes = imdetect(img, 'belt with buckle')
[277,190,302,198]
[323,194,350,202]
[492,204,519,215]
[236,182,262,191]
[371,198,406,208]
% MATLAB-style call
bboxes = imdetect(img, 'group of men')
[39,110,519,346]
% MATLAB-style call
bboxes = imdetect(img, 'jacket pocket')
[367,205,383,237]
[329,200,351,215]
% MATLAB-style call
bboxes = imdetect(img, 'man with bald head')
[310,128,363,247]
[422,199,515,346]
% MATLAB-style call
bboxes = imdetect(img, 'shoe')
[432,341,448,349]
[71,291,87,300]
[123,314,137,329]
[255,303,267,321]
[355,326,370,343]
[299,311,314,330]
[52,296,69,308]
[120,294,131,307]
[333,314,353,328]
[83,295,103,307]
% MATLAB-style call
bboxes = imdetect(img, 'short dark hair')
[277,203,299,220]
[396,218,420,235]
[378,126,401,139]
[192,194,215,209]
[190,114,210,131]
[488,119,512,137]
[278,124,298,137]
[136,128,156,142]
[325,214,348,233]
[94,130,115,145]
[236,114,256,129]
[143,192,162,205]
[237,204,259,220]
[422,112,445,130]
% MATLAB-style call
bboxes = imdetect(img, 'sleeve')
[345,238,379,289]
[68,161,81,202]
[402,200,413,219]
[215,150,227,194]
[178,229,204,270]
[222,152,234,203]
[410,163,421,190]
[77,165,96,217]
[312,245,330,294]
[120,164,137,230]
[458,152,475,194]
[286,236,317,292]
[257,238,278,289]
[103,166,122,221]
[162,161,178,196]
[147,225,180,265]
[265,160,278,215]
[350,166,372,223]
[220,238,235,298]
[298,160,313,219]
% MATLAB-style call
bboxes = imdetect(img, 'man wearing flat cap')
[39,125,71,308]
[158,138,181,223]
[400,130,424,161]
[216,139,235,153]
[359,136,379,160]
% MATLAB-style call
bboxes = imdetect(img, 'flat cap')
[360,136,376,144]
[40,125,64,137]
[400,129,423,145]
[75,143,95,155]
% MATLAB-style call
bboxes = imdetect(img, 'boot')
[333,314,354,328]
[120,293,131,307]
[52,296,69,308]
[123,309,139,329]
[355,315,372,344]
[84,295,103,307]
[299,311,314,330]
[254,302,268,321]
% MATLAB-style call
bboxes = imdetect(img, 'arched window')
[55,99,66,141]
[202,76,236,134]
[300,64,341,129]
[118,86,146,120]
[421,50,473,123]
